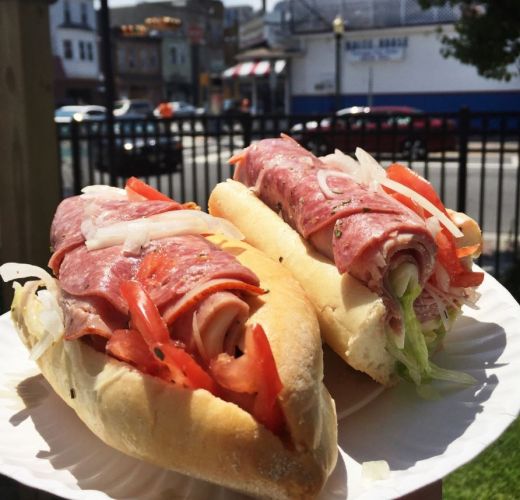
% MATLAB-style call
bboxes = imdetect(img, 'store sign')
[345,37,408,62]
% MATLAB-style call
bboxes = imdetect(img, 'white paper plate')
[0,270,519,500]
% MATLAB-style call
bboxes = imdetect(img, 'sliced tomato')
[120,280,171,345]
[106,328,169,379]
[387,191,426,219]
[120,279,217,393]
[125,177,179,203]
[436,231,484,288]
[386,163,447,216]
[451,270,484,288]
[386,164,483,288]
[249,324,284,435]
[155,342,217,393]
[210,324,285,435]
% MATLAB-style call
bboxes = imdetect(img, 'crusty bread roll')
[9,234,338,499]
[209,180,396,386]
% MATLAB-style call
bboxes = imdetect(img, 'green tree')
[418,1,520,81]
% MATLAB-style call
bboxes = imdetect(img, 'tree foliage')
[418,1,520,81]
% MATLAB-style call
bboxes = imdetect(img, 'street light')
[332,14,345,112]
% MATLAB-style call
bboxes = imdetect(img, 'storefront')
[290,24,520,114]
[222,56,289,114]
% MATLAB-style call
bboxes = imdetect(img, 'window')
[81,3,88,25]
[149,52,157,69]
[170,45,177,64]
[64,0,71,23]
[63,39,73,60]
[86,42,94,61]
[79,41,85,60]
[128,48,136,69]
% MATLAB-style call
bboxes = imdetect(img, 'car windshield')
[55,109,77,117]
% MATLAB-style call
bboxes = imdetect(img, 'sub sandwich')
[1,177,337,499]
[209,135,483,387]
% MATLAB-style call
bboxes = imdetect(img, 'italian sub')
[208,135,483,387]
[1,178,337,499]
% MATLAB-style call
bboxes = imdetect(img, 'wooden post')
[0,0,60,311]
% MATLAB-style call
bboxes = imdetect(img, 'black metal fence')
[56,109,520,279]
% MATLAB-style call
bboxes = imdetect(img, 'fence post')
[71,121,82,195]
[457,107,470,213]
[241,114,253,147]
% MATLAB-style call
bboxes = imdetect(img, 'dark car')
[291,106,458,159]
[94,120,183,176]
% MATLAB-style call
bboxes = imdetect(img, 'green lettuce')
[386,283,475,387]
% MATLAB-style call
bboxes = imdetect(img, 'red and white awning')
[222,59,286,79]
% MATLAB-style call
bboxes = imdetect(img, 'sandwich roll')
[2,178,338,500]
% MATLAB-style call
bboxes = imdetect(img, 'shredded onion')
[0,263,59,297]
[81,185,127,199]
[426,216,442,238]
[85,210,244,251]
[322,148,464,238]
[424,284,451,331]
[381,178,463,238]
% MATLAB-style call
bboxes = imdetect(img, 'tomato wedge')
[386,163,447,215]
[125,177,179,203]
[210,324,285,435]
[386,164,484,288]
[120,280,216,393]
[435,231,484,288]
[106,328,169,379]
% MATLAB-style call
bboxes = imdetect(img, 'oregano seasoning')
[334,229,342,238]
[154,347,165,360]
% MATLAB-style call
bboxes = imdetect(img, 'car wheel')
[402,138,426,160]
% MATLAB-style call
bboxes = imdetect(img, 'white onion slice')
[316,169,340,199]
[0,263,59,297]
[425,216,442,238]
[323,148,464,238]
[85,210,244,251]
[381,178,463,238]
[81,185,127,199]
[361,460,390,482]
[354,147,387,188]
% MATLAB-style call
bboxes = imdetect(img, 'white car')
[54,105,106,123]
[114,99,154,118]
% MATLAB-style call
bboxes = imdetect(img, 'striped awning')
[222,59,286,79]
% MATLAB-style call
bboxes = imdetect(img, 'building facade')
[288,0,520,113]
[110,0,226,107]
[49,0,100,104]
[113,29,163,104]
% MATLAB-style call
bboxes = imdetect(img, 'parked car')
[54,105,106,123]
[153,101,203,118]
[94,120,183,176]
[291,106,458,159]
[113,99,154,118]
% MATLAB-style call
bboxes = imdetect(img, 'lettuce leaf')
[387,283,476,386]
